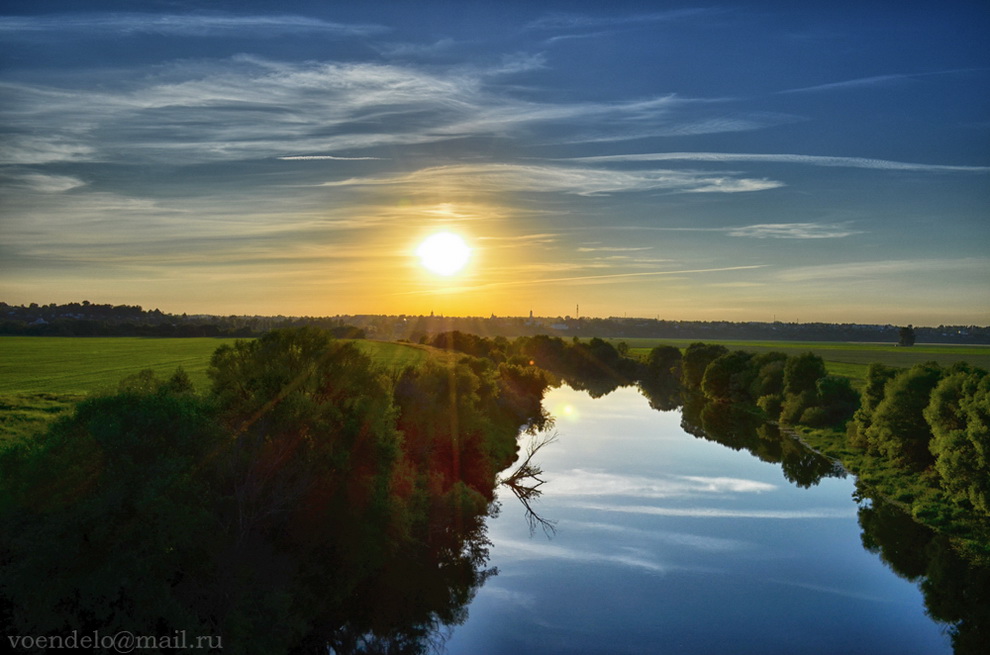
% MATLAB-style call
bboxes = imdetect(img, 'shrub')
[757,394,783,420]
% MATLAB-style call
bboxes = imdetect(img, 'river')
[445,384,953,654]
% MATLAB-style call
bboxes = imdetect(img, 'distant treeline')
[0,301,364,338]
[3,301,988,343]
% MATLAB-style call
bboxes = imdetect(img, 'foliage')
[783,352,827,396]
[865,362,943,469]
[756,393,783,420]
[926,370,990,513]
[680,392,843,489]
[680,342,729,389]
[644,344,682,379]
[0,388,225,641]
[513,334,642,397]
[815,374,859,425]
[847,362,899,448]
[780,389,819,425]
[748,352,788,399]
[858,493,990,654]
[899,325,917,347]
[700,350,755,404]
[0,327,552,652]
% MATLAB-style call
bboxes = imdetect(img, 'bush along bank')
[654,342,990,564]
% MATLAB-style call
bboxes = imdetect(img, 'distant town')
[3,301,988,344]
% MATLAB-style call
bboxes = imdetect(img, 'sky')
[1,1,988,324]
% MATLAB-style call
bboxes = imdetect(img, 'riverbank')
[792,423,990,565]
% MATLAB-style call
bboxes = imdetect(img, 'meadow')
[3,335,989,441]
[0,336,434,441]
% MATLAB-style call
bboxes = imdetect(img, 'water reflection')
[449,384,987,655]
[678,390,846,488]
[857,490,990,655]
[498,431,558,537]
[335,383,989,654]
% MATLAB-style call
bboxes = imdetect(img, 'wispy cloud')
[728,223,861,239]
[567,152,990,173]
[548,470,776,498]
[778,258,990,282]
[568,521,750,552]
[606,222,859,240]
[278,155,387,161]
[526,9,718,32]
[322,163,783,196]
[777,68,990,95]
[374,37,458,58]
[577,246,653,253]
[0,13,386,38]
[2,171,87,193]
[493,537,670,574]
[571,503,856,520]
[0,58,784,167]
[777,74,911,94]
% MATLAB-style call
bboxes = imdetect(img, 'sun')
[416,232,471,276]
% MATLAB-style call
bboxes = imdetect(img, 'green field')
[4,335,989,441]
[0,336,438,441]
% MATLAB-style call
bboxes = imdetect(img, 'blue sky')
[1,1,987,324]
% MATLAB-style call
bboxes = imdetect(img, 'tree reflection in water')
[857,490,990,655]
[639,380,990,655]
[498,431,558,538]
[676,390,845,488]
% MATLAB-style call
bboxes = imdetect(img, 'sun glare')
[416,232,471,276]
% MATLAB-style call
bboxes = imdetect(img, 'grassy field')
[4,334,989,441]
[613,338,990,387]
[0,336,436,441]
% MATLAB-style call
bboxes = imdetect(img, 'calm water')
[446,385,952,655]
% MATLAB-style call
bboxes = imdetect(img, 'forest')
[2,327,988,652]
[0,327,551,653]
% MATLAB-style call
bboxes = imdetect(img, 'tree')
[644,344,682,380]
[866,362,943,469]
[0,385,225,642]
[899,325,917,347]
[926,370,990,513]
[816,374,860,425]
[749,352,788,399]
[783,352,827,396]
[680,343,728,390]
[0,328,553,652]
[848,362,900,448]
[701,350,755,403]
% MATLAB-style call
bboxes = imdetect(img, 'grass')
[5,333,988,442]
[0,336,240,395]
[0,336,436,442]
[350,339,433,370]
[0,336,242,442]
